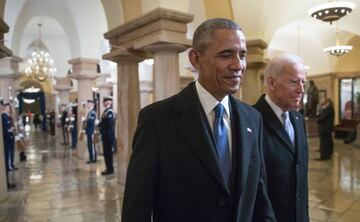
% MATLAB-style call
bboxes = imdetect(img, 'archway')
[18,79,47,130]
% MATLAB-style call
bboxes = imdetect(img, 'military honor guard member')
[85,99,97,164]
[98,96,116,175]
[1,102,16,189]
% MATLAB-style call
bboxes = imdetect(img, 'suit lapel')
[289,111,305,162]
[174,83,229,192]
[230,97,254,191]
[255,95,295,154]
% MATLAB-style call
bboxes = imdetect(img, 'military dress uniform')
[1,110,16,188]
[85,106,97,163]
[99,104,116,175]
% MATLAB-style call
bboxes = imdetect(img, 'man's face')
[87,102,94,109]
[103,100,112,107]
[269,63,306,111]
[189,29,247,101]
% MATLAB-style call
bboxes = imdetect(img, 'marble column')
[0,56,22,101]
[103,8,193,184]
[104,50,142,184]
[140,80,153,108]
[237,39,267,104]
[68,58,100,159]
[53,77,72,105]
[144,43,187,101]
[95,74,112,115]
[0,18,12,197]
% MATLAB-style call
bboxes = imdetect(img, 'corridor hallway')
[0,129,122,221]
[1,129,360,221]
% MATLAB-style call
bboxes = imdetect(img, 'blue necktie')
[281,112,295,145]
[213,104,230,185]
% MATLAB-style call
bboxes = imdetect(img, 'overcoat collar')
[174,82,254,193]
[255,95,296,154]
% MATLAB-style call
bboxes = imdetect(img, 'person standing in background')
[85,100,97,164]
[98,96,116,175]
[68,103,78,157]
[1,102,16,189]
[317,98,335,160]
[254,54,309,222]
[60,104,69,145]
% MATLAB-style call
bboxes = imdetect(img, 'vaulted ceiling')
[1,0,359,78]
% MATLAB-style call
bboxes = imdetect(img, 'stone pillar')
[68,58,100,159]
[140,80,153,108]
[104,50,142,184]
[144,44,187,101]
[103,8,193,184]
[95,74,112,114]
[0,56,22,101]
[0,18,12,198]
[238,40,267,104]
[53,77,72,105]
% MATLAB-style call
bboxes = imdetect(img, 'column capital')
[0,18,12,58]
[103,7,193,57]
[68,57,99,74]
[246,39,268,68]
[103,48,144,64]
[53,77,72,92]
[68,57,100,80]
[143,43,189,54]
[0,56,23,75]
[95,74,112,89]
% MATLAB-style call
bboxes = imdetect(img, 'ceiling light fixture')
[324,22,353,56]
[24,23,57,81]
[308,1,356,24]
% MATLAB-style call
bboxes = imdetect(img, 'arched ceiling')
[1,0,359,78]
[4,0,108,77]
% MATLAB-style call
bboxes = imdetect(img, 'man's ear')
[188,49,200,70]
[268,76,276,91]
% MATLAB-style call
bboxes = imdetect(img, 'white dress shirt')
[265,94,286,124]
[195,81,232,154]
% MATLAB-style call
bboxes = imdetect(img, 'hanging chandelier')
[324,22,353,56]
[24,23,57,81]
[308,1,356,24]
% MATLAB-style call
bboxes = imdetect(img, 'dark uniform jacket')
[99,107,115,142]
[85,109,96,136]
[2,113,14,143]
[254,95,309,222]
[317,104,334,134]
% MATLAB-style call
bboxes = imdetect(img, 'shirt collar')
[265,94,288,122]
[195,80,230,118]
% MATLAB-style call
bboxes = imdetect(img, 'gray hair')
[264,53,305,85]
[192,18,242,52]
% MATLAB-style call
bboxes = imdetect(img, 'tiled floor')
[1,129,360,221]
[0,129,123,222]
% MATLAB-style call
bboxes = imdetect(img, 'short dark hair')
[192,18,242,52]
